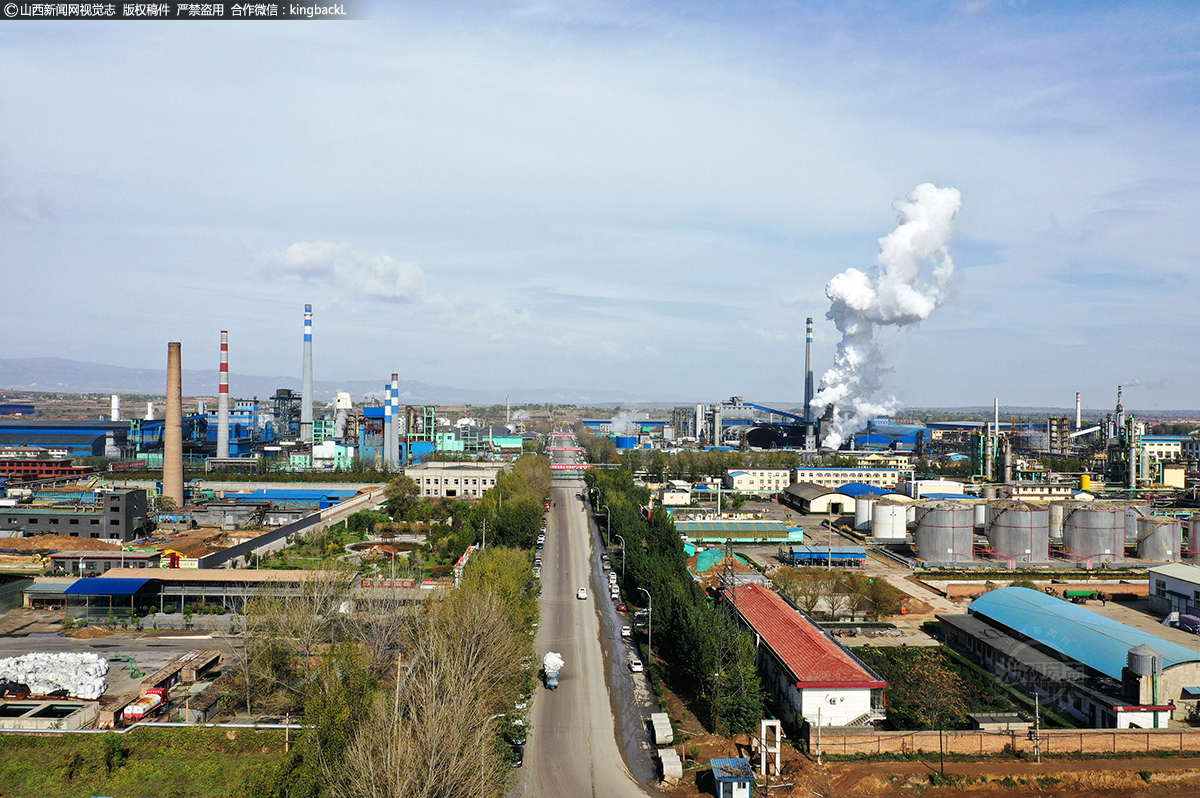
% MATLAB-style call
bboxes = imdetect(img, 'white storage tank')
[1063,503,1125,563]
[855,495,878,531]
[973,502,987,529]
[1048,502,1066,541]
[872,501,908,540]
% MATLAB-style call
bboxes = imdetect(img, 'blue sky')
[1,1,1197,409]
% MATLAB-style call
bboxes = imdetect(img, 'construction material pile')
[542,652,563,674]
[0,653,109,699]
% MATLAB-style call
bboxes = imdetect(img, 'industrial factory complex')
[1,303,1200,749]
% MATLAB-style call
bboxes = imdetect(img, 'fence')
[811,727,1200,757]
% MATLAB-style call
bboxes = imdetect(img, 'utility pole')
[615,533,626,583]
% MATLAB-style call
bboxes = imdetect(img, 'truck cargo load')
[542,652,563,689]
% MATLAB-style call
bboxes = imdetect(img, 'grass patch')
[0,726,287,798]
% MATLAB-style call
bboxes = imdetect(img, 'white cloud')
[263,242,425,303]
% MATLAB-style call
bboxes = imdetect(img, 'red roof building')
[726,582,886,728]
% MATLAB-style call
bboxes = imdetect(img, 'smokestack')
[145,402,155,421]
[804,317,814,423]
[110,394,120,422]
[301,304,313,442]
[1075,391,1081,430]
[390,373,400,466]
[217,330,231,458]
[164,342,184,508]
[506,395,510,424]
[383,379,393,467]
[993,398,999,435]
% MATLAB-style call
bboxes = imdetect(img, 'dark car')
[511,743,524,768]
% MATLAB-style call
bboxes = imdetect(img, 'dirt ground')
[0,607,64,636]
[0,534,120,552]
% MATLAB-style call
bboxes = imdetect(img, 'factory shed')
[64,577,160,621]
[944,587,1200,728]
[780,483,851,515]
[779,545,867,568]
[1148,563,1200,617]
[675,520,802,544]
[725,583,885,729]
[836,483,902,499]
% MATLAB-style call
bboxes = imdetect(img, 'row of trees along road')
[584,467,764,734]
[236,548,540,798]
[232,456,550,797]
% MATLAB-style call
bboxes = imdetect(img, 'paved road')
[512,439,654,798]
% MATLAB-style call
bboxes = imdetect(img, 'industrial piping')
[300,304,313,443]
[217,330,230,459]
[164,342,184,508]
[804,317,814,423]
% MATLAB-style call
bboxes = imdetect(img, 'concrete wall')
[800,687,872,727]
[108,480,382,493]
[811,727,1200,757]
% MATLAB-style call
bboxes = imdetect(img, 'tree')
[772,568,835,618]
[383,475,419,518]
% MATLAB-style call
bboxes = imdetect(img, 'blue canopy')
[64,578,157,596]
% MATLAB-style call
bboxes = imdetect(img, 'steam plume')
[811,183,963,448]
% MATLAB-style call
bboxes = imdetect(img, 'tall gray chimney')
[804,317,815,422]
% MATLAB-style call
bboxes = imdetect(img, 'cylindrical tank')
[1063,503,1125,563]
[855,496,877,531]
[1127,644,1162,677]
[614,436,637,449]
[872,501,908,540]
[1049,502,1066,540]
[1137,517,1182,562]
[914,502,975,562]
[1080,474,1092,491]
[983,487,997,500]
[906,504,917,524]
[988,502,1050,564]
[1125,503,1152,543]
[973,503,987,529]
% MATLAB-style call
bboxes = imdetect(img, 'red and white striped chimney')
[217,331,231,458]
[1075,391,1081,430]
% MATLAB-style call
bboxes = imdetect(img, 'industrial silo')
[988,502,1050,564]
[854,495,877,531]
[872,501,908,540]
[1049,502,1066,541]
[1125,504,1150,543]
[914,502,975,563]
[1136,517,1182,562]
[1063,503,1126,563]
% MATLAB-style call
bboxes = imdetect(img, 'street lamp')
[638,587,652,666]
[482,712,505,794]
[601,504,611,545]
[614,533,626,583]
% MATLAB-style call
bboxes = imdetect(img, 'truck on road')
[542,652,563,689]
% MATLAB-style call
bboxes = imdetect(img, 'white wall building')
[723,468,791,493]
[795,467,906,489]
[404,461,507,498]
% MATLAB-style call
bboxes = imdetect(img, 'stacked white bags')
[0,653,109,699]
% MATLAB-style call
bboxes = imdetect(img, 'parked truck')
[542,652,563,689]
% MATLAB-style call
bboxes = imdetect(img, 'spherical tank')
[872,501,908,540]
[988,502,1050,564]
[1136,517,1182,562]
[915,502,975,563]
[855,496,877,531]
[1063,504,1125,563]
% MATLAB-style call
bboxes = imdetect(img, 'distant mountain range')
[0,357,650,406]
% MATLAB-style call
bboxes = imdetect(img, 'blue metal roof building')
[969,587,1200,681]
[836,482,898,498]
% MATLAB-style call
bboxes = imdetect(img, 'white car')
[628,659,644,672]
[577,588,588,600]
[621,625,632,638]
